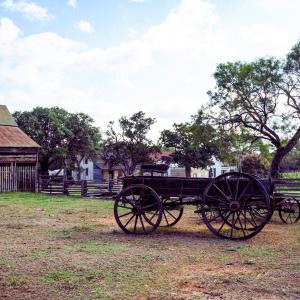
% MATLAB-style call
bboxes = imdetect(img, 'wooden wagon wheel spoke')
[212,184,230,202]
[236,211,247,238]
[165,209,179,221]
[206,194,228,205]
[124,214,136,228]
[217,212,232,233]
[230,212,236,238]
[240,209,257,229]
[119,211,134,218]
[139,215,146,233]
[133,215,138,233]
[148,209,159,222]
[234,177,240,201]
[225,176,233,199]
[162,211,170,226]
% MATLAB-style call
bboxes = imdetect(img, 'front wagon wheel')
[114,184,163,234]
[201,172,271,240]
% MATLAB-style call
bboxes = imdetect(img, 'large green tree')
[65,112,101,180]
[13,107,101,176]
[208,41,300,178]
[101,111,158,176]
[159,111,230,177]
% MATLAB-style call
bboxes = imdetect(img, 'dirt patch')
[0,193,299,299]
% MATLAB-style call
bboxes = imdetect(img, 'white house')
[72,158,94,181]
[168,157,237,178]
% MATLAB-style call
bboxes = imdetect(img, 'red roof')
[0,126,40,148]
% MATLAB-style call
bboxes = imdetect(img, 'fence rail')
[39,176,123,198]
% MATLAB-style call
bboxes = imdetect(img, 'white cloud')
[67,0,77,9]
[1,0,300,139]
[76,20,95,34]
[1,0,53,21]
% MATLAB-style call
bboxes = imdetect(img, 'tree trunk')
[185,166,191,177]
[270,148,285,178]
[40,159,49,175]
[270,127,300,178]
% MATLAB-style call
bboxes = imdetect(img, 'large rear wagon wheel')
[201,172,271,240]
[278,198,300,224]
[114,184,163,234]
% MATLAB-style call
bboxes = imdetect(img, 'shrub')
[241,153,269,177]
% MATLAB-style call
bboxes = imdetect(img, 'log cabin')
[0,105,40,192]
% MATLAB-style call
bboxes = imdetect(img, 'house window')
[209,168,216,178]
[86,168,89,176]
[221,170,227,174]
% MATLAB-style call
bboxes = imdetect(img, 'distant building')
[71,157,95,181]
[0,105,40,192]
[167,157,237,178]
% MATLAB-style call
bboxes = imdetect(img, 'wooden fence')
[39,176,123,198]
[0,164,37,192]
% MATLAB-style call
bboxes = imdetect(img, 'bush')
[241,153,269,177]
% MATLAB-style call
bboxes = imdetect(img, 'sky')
[0,0,300,140]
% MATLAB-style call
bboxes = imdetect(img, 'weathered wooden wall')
[0,164,37,192]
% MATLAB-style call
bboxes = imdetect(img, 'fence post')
[108,178,113,192]
[63,178,69,196]
[81,180,87,197]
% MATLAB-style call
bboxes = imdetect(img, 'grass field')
[0,193,299,300]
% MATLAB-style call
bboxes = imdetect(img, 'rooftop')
[0,105,40,148]
[0,105,18,126]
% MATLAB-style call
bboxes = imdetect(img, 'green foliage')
[101,111,158,176]
[159,110,230,177]
[13,107,101,175]
[208,41,300,177]
[280,172,300,179]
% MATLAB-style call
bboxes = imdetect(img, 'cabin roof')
[0,105,18,126]
[0,105,40,148]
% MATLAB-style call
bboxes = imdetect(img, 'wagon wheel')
[114,184,163,234]
[278,198,300,224]
[201,172,271,240]
[160,198,184,227]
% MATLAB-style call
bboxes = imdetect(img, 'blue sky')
[0,0,300,139]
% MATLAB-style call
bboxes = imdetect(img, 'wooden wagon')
[114,165,300,240]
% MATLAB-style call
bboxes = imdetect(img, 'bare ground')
[0,193,299,300]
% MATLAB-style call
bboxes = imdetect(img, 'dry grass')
[0,193,299,300]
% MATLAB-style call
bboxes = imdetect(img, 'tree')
[101,111,157,176]
[65,113,102,180]
[208,42,300,178]
[13,107,101,176]
[13,107,70,174]
[241,153,269,177]
[159,111,230,177]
